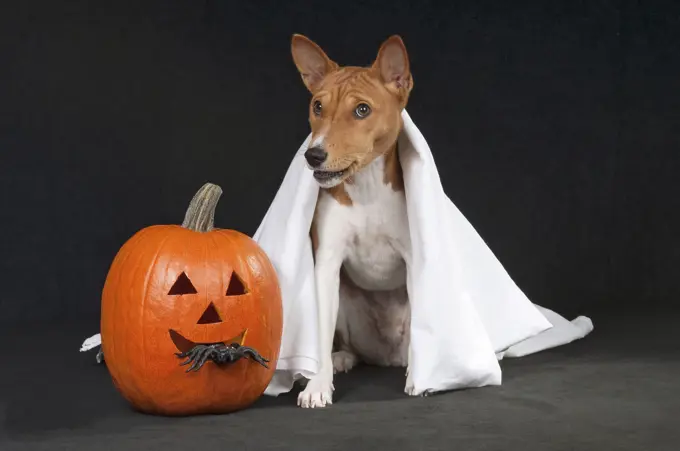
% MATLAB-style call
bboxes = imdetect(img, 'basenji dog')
[291,34,415,408]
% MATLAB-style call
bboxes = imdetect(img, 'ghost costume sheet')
[252,109,593,397]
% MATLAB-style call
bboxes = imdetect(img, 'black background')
[2,1,680,449]
[2,0,679,329]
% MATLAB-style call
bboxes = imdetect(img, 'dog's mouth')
[313,164,355,187]
[313,169,346,180]
[168,329,247,354]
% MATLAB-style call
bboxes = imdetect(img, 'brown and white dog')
[290,34,416,408]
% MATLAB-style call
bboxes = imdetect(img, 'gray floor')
[1,311,679,450]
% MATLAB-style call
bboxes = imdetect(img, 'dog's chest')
[316,157,410,290]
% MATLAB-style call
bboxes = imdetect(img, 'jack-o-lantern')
[100,183,283,416]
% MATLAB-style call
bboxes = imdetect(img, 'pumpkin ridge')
[208,231,225,322]
[138,231,174,405]
[202,228,210,344]
[117,228,165,411]
[205,231,222,398]
[220,230,242,298]
[105,226,156,395]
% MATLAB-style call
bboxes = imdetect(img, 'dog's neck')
[326,139,403,206]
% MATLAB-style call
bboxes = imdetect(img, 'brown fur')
[327,184,353,205]
[382,141,404,191]
[291,35,413,204]
[310,217,320,254]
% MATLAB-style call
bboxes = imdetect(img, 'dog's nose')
[304,146,328,168]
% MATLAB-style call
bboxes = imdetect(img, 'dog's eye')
[354,103,371,119]
[312,100,322,116]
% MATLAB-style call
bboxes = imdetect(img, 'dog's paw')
[404,364,414,394]
[297,376,334,408]
[404,366,427,397]
[404,380,417,396]
[332,350,357,374]
[404,379,431,397]
[298,389,332,408]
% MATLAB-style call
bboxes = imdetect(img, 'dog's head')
[291,34,413,188]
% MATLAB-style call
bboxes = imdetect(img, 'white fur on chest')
[314,156,410,291]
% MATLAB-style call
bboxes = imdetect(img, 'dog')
[290,34,416,408]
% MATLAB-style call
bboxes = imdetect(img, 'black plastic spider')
[175,343,269,372]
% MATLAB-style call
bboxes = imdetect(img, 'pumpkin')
[100,183,283,416]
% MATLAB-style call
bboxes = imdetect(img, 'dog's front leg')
[404,341,416,396]
[297,252,342,408]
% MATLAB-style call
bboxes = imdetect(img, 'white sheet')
[252,109,594,396]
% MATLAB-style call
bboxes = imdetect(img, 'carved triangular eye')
[168,272,198,295]
[226,272,248,296]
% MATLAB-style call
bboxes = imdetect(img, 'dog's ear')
[291,34,338,93]
[373,35,413,101]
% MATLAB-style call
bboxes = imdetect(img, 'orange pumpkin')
[100,183,283,416]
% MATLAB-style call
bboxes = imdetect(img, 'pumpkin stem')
[181,182,223,232]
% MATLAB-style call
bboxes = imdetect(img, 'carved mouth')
[168,329,247,354]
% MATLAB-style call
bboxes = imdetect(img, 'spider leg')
[250,354,269,368]
[177,345,205,367]
[239,346,270,368]
[187,347,213,372]
[176,344,203,359]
